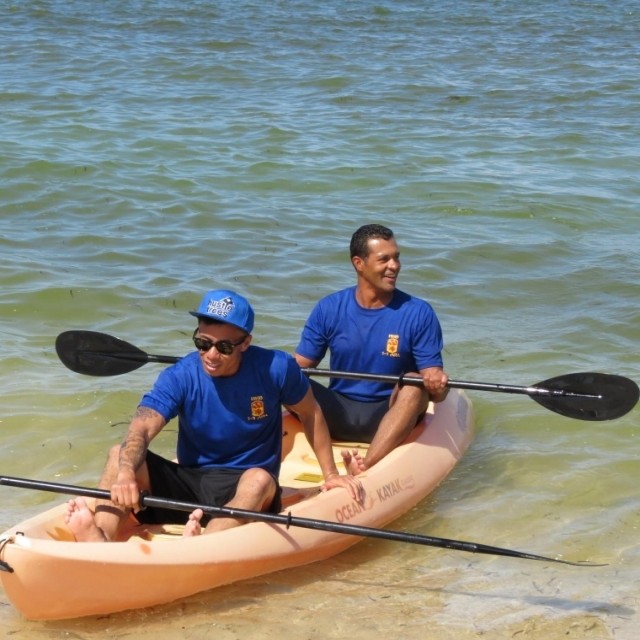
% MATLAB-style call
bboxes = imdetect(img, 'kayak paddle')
[0,475,606,567]
[55,330,639,422]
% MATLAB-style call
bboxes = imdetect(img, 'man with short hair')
[295,224,449,474]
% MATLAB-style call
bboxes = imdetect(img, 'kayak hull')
[0,389,473,620]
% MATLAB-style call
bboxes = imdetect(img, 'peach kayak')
[0,389,473,620]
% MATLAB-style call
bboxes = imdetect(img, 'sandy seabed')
[1,545,636,640]
[0,592,630,640]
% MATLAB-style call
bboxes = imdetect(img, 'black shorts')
[134,450,282,526]
[309,379,389,443]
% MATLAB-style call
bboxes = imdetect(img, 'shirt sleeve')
[295,299,330,362]
[138,365,184,422]
[411,302,444,369]
[277,351,310,406]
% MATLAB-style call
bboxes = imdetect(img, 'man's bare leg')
[359,385,429,472]
[184,468,277,537]
[66,444,149,542]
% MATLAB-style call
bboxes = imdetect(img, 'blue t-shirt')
[296,286,444,402]
[139,346,309,476]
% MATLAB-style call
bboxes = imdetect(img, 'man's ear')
[240,335,253,352]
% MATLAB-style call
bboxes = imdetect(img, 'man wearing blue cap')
[65,289,362,541]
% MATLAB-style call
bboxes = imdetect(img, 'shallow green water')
[1,1,638,637]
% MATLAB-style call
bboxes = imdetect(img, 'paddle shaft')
[86,350,601,400]
[0,475,600,567]
[302,368,601,399]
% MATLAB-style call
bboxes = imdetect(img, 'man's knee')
[391,383,428,410]
[240,468,275,493]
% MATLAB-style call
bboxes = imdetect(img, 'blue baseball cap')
[189,289,254,334]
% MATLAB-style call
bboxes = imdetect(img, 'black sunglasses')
[192,329,246,356]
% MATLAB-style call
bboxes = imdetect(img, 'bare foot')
[64,498,107,542]
[341,448,367,476]
[182,508,204,537]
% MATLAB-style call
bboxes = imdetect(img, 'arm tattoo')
[118,406,163,470]
[133,406,159,420]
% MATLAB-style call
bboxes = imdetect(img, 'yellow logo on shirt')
[384,334,400,357]
[250,396,267,419]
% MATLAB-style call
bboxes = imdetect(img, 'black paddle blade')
[55,330,149,376]
[532,372,639,421]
